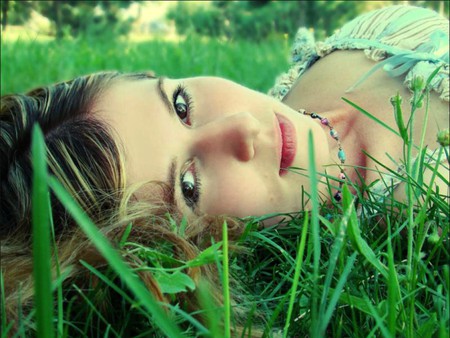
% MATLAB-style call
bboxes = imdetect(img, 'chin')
[259,205,303,227]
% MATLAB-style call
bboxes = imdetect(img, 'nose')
[190,112,261,162]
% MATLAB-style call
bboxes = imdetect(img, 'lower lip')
[276,114,297,176]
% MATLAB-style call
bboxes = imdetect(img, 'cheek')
[201,171,281,218]
[197,85,259,117]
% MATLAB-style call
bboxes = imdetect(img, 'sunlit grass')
[1,33,290,96]
[31,125,54,338]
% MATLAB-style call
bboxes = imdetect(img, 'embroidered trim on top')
[268,6,449,102]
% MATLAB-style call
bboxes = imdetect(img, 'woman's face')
[95,76,329,222]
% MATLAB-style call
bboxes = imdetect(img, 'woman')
[1,4,448,334]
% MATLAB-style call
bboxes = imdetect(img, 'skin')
[95,76,330,222]
[285,51,449,202]
[284,51,448,180]
[95,50,449,222]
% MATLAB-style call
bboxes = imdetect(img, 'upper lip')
[275,114,283,170]
[275,113,296,176]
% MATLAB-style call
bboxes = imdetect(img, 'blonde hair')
[0,72,249,333]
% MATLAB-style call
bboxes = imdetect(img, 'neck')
[308,107,368,202]
[322,108,367,186]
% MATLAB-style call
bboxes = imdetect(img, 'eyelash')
[172,84,194,126]
[172,84,201,210]
[180,160,202,210]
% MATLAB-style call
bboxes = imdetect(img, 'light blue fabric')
[345,34,448,91]
[322,5,449,93]
[269,5,449,102]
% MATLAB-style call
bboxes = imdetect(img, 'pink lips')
[276,114,297,176]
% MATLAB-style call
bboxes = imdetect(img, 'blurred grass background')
[1,0,448,95]
[0,36,290,95]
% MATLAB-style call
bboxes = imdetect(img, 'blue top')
[269,5,449,102]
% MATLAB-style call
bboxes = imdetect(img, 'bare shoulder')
[283,50,402,113]
[284,50,448,146]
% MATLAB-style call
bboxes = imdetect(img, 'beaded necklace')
[298,109,347,202]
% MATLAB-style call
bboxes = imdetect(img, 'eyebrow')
[156,77,177,207]
[157,77,174,117]
[167,157,176,206]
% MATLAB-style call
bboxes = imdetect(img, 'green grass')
[31,125,54,338]
[1,34,449,337]
[1,34,291,95]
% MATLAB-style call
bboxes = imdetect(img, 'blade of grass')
[164,302,210,335]
[307,130,321,337]
[441,265,449,337]
[1,323,14,338]
[386,218,402,336]
[319,212,347,321]
[400,84,419,338]
[283,212,309,337]
[48,187,63,337]
[247,232,296,265]
[342,97,401,137]
[48,176,184,338]
[322,252,357,331]
[263,293,291,337]
[13,291,34,338]
[1,271,6,332]
[31,125,54,338]
[222,221,231,338]
[104,325,112,338]
[240,303,258,338]
[81,260,210,336]
[197,280,221,338]
[78,261,145,315]
[364,295,392,338]
[319,193,358,334]
[1,269,14,338]
[72,284,121,338]
[344,185,388,279]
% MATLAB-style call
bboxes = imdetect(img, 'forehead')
[96,77,157,107]
[93,78,175,187]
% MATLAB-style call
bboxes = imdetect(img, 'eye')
[180,161,201,208]
[173,85,193,125]
[175,94,188,120]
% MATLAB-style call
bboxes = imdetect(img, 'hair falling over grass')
[3,102,449,336]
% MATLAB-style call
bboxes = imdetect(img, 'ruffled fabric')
[269,5,449,102]
[269,28,319,100]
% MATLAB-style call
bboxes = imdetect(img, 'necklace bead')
[299,109,347,202]
[338,149,346,162]
[334,191,342,202]
[330,129,339,140]
[320,118,329,126]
